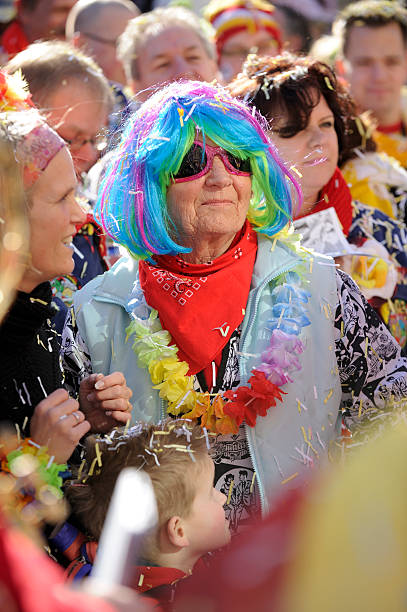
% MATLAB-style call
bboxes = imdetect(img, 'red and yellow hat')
[204,0,282,58]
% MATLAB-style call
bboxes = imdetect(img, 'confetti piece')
[316,431,325,450]
[37,335,47,351]
[202,427,210,450]
[323,193,329,203]
[77,459,86,481]
[324,388,333,404]
[72,243,84,260]
[71,307,76,329]
[309,258,313,273]
[294,446,313,465]
[370,345,383,362]
[271,237,277,251]
[87,457,98,477]
[173,389,191,413]
[250,471,257,493]
[313,385,318,399]
[28,439,41,449]
[95,442,102,468]
[184,104,196,122]
[187,444,196,462]
[30,298,48,305]
[281,472,299,485]
[46,455,55,469]
[387,299,395,314]
[290,165,302,178]
[358,398,363,418]
[138,574,144,587]
[273,455,284,478]
[297,398,301,414]
[178,108,185,126]
[277,307,285,329]
[22,383,31,407]
[22,416,28,432]
[80,260,88,279]
[301,425,319,458]
[365,337,369,358]
[227,479,234,504]
[37,376,47,398]
[324,76,334,90]
[145,448,160,466]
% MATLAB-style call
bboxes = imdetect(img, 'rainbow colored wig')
[96,80,302,260]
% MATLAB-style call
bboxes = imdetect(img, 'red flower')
[0,72,7,96]
[223,370,285,428]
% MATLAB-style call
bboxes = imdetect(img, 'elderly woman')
[0,71,131,463]
[63,80,407,524]
[228,54,407,350]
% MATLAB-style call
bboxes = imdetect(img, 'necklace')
[126,231,311,435]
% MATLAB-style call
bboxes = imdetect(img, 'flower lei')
[126,233,311,435]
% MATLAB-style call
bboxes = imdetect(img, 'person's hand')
[30,389,90,463]
[79,372,132,433]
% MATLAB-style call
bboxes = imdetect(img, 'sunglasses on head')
[173,140,252,183]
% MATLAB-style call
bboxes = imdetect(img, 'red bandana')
[307,167,353,236]
[139,221,258,375]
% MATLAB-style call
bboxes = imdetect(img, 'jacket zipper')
[160,398,166,420]
[241,260,299,516]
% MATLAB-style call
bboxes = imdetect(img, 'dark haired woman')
[228,53,407,351]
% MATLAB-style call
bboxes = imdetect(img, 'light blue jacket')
[74,235,340,511]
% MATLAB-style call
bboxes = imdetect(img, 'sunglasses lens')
[174,143,206,179]
[226,152,251,173]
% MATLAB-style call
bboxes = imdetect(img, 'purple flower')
[258,329,304,386]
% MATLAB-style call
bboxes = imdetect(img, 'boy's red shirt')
[133,565,187,593]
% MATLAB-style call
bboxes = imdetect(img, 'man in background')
[0,0,75,58]
[65,0,139,86]
[335,0,407,168]
[117,6,219,103]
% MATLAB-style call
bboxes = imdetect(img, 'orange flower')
[182,393,210,420]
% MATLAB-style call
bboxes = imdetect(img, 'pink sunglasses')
[173,140,252,183]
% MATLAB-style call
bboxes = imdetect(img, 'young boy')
[63,419,231,600]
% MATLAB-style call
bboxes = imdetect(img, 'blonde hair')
[66,419,210,558]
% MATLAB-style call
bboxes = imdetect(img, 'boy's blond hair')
[67,419,210,558]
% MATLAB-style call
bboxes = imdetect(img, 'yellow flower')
[148,357,188,384]
[155,376,195,414]
[168,388,198,416]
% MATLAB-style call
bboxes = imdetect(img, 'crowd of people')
[1,0,407,610]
